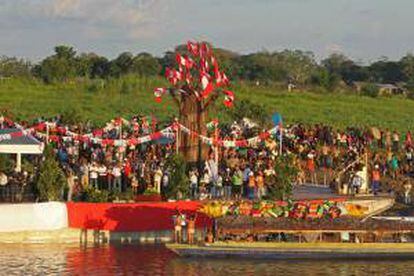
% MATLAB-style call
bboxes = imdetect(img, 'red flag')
[223,90,234,108]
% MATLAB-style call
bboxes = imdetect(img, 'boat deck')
[167,242,414,259]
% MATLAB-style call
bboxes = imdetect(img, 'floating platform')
[167,242,414,259]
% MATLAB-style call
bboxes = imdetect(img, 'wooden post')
[15,152,22,173]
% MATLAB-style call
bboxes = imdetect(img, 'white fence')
[0,202,68,232]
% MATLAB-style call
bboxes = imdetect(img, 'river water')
[0,244,413,275]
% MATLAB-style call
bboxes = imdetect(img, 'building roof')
[0,128,43,154]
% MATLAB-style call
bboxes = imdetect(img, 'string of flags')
[4,117,282,149]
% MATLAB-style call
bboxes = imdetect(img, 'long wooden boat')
[167,242,414,259]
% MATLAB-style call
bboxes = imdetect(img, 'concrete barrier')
[0,202,68,232]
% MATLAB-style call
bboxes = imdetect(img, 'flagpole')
[46,122,49,145]
[279,124,283,156]
[175,118,179,155]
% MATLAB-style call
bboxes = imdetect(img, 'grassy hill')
[1,77,414,131]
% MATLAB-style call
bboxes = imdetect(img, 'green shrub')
[36,146,66,201]
[361,83,379,98]
[164,154,189,199]
[265,155,298,200]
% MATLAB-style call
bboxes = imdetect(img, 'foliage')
[361,83,380,98]
[36,146,66,201]
[77,187,109,202]
[311,68,341,91]
[265,155,298,200]
[2,76,414,131]
[225,99,268,125]
[61,106,85,125]
[164,154,189,199]
[0,56,32,78]
[0,154,13,174]
[143,188,160,196]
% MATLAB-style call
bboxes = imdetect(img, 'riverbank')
[167,242,414,259]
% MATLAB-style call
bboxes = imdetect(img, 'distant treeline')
[1,44,414,92]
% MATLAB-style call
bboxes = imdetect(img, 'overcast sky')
[0,0,413,62]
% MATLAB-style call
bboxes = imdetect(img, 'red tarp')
[66,201,212,232]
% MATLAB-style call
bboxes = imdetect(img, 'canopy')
[0,128,43,154]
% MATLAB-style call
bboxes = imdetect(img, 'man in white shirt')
[112,163,122,193]
[89,162,99,189]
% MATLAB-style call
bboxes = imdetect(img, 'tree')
[164,154,189,199]
[0,56,32,78]
[153,41,235,162]
[110,52,134,77]
[368,58,404,83]
[131,53,160,77]
[321,53,368,83]
[37,45,78,83]
[36,146,66,201]
[279,50,316,85]
[265,155,298,200]
[400,54,414,82]
[311,68,340,91]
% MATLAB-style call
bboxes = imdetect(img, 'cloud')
[325,43,343,55]
[0,0,169,39]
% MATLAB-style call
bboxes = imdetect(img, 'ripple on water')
[0,244,413,275]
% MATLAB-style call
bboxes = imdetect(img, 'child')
[173,210,183,243]
[187,214,197,244]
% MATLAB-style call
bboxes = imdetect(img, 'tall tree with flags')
[153,41,235,162]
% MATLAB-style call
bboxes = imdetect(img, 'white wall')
[0,202,68,232]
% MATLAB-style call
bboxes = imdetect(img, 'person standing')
[232,167,243,199]
[89,162,99,190]
[372,164,381,195]
[248,171,256,200]
[403,181,412,205]
[97,163,107,190]
[187,214,197,244]
[223,168,232,200]
[153,166,163,194]
[173,210,183,244]
[307,151,316,184]
[189,169,198,199]
[66,168,76,201]
[112,163,122,193]
[256,171,265,200]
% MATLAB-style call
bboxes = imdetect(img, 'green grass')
[1,77,414,131]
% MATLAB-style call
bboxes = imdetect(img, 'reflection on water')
[0,244,413,275]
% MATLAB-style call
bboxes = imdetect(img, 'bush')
[226,99,268,125]
[0,154,14,174]
[61,106,85,125]
[406,90,414,100]
[36,146,66,201]
[77,187,110,202]
[164,154,189,199]
[361,83,379,98]
[265,155,298,200]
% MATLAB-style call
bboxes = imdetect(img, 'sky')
[0,0,413,62]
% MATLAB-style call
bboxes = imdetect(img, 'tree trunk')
[179,93,210,163]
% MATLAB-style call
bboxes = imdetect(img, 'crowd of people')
[1,114,414,203]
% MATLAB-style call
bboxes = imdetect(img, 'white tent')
[0,129,43,172]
